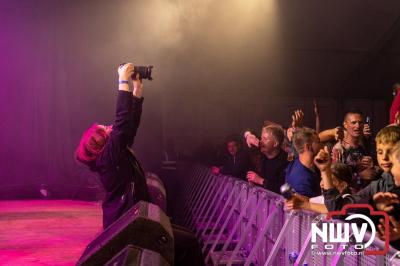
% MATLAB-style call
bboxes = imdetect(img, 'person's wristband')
[119,80,129,84]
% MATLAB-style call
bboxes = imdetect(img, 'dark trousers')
[172,224,205,266]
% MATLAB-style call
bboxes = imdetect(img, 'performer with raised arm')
[76,63,204,266]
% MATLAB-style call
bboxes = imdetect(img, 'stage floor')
[0,200,103,266]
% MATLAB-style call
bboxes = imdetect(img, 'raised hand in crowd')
[314,146,332,172]
[287,110,304,142]
[291,109,304,129]
[356,155,376,182]
[313,99,320,133]
[335,126,344,141]
[373,191,400,243]
[318,126,344,143]
[314,146,334,190]
[244,131,260,148]
[359,156,374,170]
[363,123,371,138]
[373,192,399,212]
[286,127,295,142]
[246,171,264,186]
[313,99,319,117]
[377,216,400,242]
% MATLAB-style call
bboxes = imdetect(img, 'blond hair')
[375,125,400,145]
[292,127,317,154]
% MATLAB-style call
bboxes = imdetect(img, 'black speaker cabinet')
[77,201,174,266]
[145,173,167,213]
[104,245,170,266]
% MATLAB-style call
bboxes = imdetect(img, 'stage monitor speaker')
[76,201,174,266]
[145,173,167,213]
[145,172,165,187]
[104,245,169,266]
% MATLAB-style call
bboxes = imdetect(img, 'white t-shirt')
[309,195,324,204]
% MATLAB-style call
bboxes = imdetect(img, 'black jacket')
[90,91,151,229]
[259,149,288,194]
[220,151,251,180]
[323,172,396,212]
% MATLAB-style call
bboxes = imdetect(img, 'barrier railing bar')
[205,184,248,263]
[202,181,241,253]
[187,171,215,229]
[182,165,201,197]
[226,189,263,266]
[212,187,254,264]
[245,202,281,266]
[192,175,226,233]
[196,176,231,239]
[294,214,326,266]
[183,167,209,226]
[264,211,297,266]
[389,251,400,265]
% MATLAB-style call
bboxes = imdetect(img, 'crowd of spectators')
[208,87,400,250]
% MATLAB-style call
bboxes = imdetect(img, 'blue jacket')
[285,158,321,198]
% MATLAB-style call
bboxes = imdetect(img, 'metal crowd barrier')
[182,165,400,266]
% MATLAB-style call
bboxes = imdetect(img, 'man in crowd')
[246,125,288,194]
[212,137,250,180]
[331,108,376,190]
[285,127,321,198]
